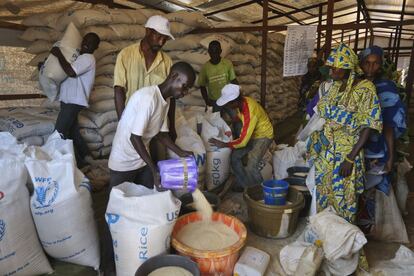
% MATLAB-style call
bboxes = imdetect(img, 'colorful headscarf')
[325,43,362,95]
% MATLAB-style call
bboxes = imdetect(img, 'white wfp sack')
[201,112,232,191]
[106,183,181,276]
[0,133,53,275]
[296,113,326,141]
[259,150,273,181]
[24,132,100,269]
[396,158,412,214]
[306,165,317,216]
[273,145,299,179]
[310,207,367,261]
[372,245,414,276]
[280,241,312,275]
[372,187,409,243]
[39,22,82,101]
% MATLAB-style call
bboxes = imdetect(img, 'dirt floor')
[46,106,414,275]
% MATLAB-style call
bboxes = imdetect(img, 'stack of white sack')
[201,112,233,191]
[22,6,214,160]
[24,131,100,269]
[0,132,53,275]
[0,106,59,146]
[280,207,367,276]
[22,6,301,160]
[106,183,181,275]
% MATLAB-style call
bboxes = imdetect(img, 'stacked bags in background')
[21,5,301,161]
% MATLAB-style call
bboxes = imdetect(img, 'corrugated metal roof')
[0,0,413,47]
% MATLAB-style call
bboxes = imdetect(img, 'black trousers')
[55,102,89,164]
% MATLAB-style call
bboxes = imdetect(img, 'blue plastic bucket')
[261,180,289,205]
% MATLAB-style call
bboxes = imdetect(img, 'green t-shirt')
[197,58,236,100]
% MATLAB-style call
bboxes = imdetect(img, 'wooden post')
[363,28,368,49]
[392,28,399,61]
[405,39,414,105]
[387,32,393,56]
[395,0,407,65]
[348,35,351,45]
[317,4,323,54]
[341,29,344,42]
[324,0,334,58]
[260,0,268,108]
[354,5,361,53]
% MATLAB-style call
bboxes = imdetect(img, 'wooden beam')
[74,0,129,8]
[264,1,304,25]
[367,8,414,17]
[204,0,256,16]
[364,28,368,49]
[354,4,361,53]
[388,33,394,56]
[317,5,323,54]
[306,9,357,25]
[191,19,414,34]
[0,21,27,31]
[261,0,268,108]
[324,0,334,58]
[0,94,46,100]
[252,0,347,24]
[268,0,314,17]
[395,0,407,64]
[405,39,414,105]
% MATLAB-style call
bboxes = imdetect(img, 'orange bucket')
[172,212,247,276]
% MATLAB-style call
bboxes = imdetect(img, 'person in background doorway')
[198,40,238,111]
[104,62,196,275]
[51,32,100,168]
[198,40,240,136]
[209,84,273,191]
[299,57,322,108]
[357,46,407,234]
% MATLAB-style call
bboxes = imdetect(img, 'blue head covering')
[360,45,384,63]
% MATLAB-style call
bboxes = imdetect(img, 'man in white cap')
[113,14,175,125]
[209,84,274,190]
[114,15,176,163]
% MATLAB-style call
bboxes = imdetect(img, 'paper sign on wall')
[283,25,318,77]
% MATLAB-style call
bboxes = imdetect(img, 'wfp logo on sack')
[0,219,5,242]
[106,213,120,227]
[33,177,59,209]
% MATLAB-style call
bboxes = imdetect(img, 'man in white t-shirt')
[108,61,196,189]
[103,62,196,275]
[51,32,100,167]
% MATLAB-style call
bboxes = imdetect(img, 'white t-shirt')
[109,85,170,171]
[59,53,96,107]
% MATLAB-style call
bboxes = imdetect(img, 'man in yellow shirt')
[209,84,274,189]
[113,15,176,135]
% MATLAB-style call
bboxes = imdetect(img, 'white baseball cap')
[216,84,240,106]
[145,15,175,40]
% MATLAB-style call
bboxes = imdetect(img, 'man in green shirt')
[198,40,238,112]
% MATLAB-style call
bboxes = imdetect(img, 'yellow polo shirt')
[113,41,172,103]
